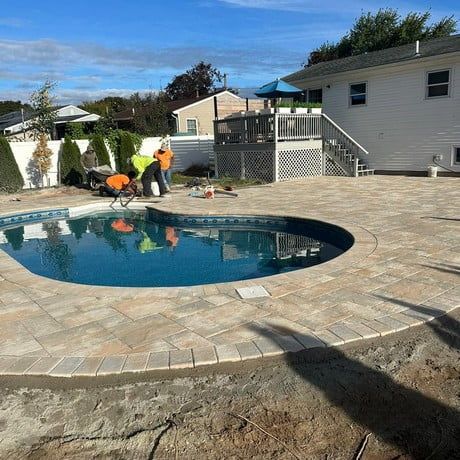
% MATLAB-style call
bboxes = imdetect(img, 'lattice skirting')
[215,148,350,182]
[324,153,348,176]
[278,148,322,181]
[216,150,275,183]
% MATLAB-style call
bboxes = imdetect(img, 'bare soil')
[0,310,459,460]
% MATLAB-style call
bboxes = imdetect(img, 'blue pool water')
[0,211,353,287]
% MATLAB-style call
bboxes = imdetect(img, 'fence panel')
[8,135,214,189]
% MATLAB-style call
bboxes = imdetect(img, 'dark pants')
[103,184,121,197]
[142,162,167,196]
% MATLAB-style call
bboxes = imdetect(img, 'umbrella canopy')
[255,79,303,98]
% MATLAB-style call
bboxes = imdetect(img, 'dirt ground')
[0,310,458,460]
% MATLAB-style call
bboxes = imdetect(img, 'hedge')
[60,137,84,185]
[117,132,136,173]
[90,134,111,167]
[0,136,24,193]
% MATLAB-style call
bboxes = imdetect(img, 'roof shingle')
[284,34,460,83]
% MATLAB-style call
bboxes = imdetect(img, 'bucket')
[427,165,438,178]
[151,181,160,196]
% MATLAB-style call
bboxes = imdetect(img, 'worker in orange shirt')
[154,142,175,192]
[102,171,137,197]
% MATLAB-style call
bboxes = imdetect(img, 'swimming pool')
[0,210,353,287]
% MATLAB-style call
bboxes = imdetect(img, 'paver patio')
[0,176,458,377]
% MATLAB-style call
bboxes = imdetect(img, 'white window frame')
[452,145,460,165]
[349,81,367,107]
[425,69,451,99]
[186,118,198,135]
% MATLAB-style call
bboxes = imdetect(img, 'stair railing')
[321,113,369,176]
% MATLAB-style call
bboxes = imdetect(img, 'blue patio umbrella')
[254,78,303,98]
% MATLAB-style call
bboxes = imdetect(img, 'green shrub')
[275,101,322,108]
[90,134,111,167]
[65,122,88,139]
[106,129,142,172]
[0,136,24,193]
[116,132,136,173]
[60,137,84,185]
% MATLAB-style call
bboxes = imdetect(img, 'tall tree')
[29,80,57,139]
[132,92,171,136]
[165,62,222,100]
[306,9,457,66]
[80,96,130,117]
[0,101,31,117]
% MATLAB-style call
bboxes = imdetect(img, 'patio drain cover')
[236,286,270,299]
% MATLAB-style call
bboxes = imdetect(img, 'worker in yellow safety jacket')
[129,154,168,197]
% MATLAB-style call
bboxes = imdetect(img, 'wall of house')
[177,98,215,135]
[292,54,460,172]
[177,93,267,135]
[8,135,213,189]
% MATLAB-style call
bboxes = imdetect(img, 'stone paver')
[0,176,458,376]
[192,346,218,366]
[145,351,169,370]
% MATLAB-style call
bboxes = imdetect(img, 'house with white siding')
[0,105,100,141]
[283,34,460,174]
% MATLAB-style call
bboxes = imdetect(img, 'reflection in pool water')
[0,212,350,287]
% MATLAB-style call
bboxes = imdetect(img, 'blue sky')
[0,0,458,104]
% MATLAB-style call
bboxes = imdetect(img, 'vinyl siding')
[294,54,460,172]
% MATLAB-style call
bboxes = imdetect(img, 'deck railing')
[214,113,323,144]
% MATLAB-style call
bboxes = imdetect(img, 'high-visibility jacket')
[130,155,158,180]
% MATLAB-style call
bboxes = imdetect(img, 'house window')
[453,146,460,165]
[186,118,197,135]
[308,88,322,104]
[349,82,367,106]
[426,70,450,98]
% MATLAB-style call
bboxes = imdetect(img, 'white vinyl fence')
[8,135,214,189]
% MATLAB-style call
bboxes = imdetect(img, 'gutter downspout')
[171,112,179,133]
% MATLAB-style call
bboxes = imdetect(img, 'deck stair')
[214,111,374,180]
[321,114,373,177]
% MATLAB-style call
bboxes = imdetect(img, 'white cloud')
[218,0,311,11]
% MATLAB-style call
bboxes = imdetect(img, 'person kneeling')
[102,171,137,197]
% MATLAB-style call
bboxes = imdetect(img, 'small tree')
[60,136,84,186]
[118,132,136,173]
[0,136,24,193]
[32,134,53,187]
[29,80,57,139]
[90,134,111,167]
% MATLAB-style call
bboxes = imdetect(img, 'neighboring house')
[0,105,100,141]
[114,90,267,136]
[283,34,460,174]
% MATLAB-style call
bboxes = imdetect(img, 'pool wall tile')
[0,209,69,229]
